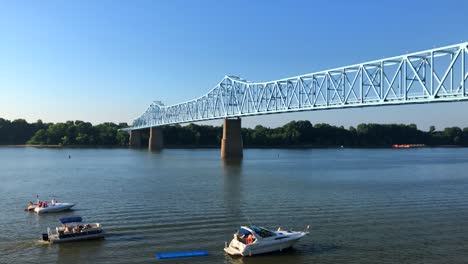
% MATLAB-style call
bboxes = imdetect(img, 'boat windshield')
[250,226,276,238]
[237,228,251,236]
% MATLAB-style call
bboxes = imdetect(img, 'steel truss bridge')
[129,42,468,130]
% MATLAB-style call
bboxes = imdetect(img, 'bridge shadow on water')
[222,159,243,175]
[222,159,244,225]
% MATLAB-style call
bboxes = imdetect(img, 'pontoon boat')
[42,217,105,243]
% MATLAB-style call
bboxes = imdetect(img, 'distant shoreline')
[2,119,467,148]
[8,144,127,149]
[3,144,465,149]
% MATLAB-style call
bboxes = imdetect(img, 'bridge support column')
[149,127,164,151]
[129,130,142,148]
[221,118,243,159]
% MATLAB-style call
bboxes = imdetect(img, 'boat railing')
[58,228,103,239]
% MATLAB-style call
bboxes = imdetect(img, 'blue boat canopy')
[60,217,82,224]
[238,228,251,235]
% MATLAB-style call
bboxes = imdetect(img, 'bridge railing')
[129,42,468,130]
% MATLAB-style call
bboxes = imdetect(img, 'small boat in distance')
[34,200,75,214]
[42,217,105,243]
[392,144,426,148]
[224,225,309,256]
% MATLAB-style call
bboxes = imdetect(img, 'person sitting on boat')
[247,233,254,244]
[63,224,69,233]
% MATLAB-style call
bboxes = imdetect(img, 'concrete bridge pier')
[149,126,164,151]
[129,130,142,148]
[221,118,243,159]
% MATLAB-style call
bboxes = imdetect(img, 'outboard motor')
[42,233,49,241]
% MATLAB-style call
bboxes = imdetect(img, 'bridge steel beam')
[129,130,142,148]
[125,42,468,131]
[221,118,243,160]
[149,127,164,151]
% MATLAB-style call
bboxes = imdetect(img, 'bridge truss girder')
[130,42,468,129]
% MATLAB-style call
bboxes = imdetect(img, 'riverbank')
[8,144,127,148]
[6,144,465,149]
[2,119,468,148]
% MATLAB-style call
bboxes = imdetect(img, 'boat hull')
[34,203,75,214]
[25,205,36,211]
[49,231,105,243]
[225,233,306,256]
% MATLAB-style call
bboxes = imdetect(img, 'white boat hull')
[34,203,75,214]
[225,231,307,256]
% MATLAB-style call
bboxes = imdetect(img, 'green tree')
[116,131,129,145]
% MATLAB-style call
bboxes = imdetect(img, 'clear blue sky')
[0,0,467,130]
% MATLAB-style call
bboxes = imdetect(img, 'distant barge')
[392,144,426,148]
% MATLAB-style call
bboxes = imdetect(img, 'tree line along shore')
[1,118,468,147]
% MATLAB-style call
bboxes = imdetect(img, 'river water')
[1,147,468,264]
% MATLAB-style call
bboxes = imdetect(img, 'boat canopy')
[60,217,82,224]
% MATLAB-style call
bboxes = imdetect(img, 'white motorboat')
[224,225,309,256]
[34,200,75,214]
[42,217,105,243]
